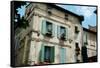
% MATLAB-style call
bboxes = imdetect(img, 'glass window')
[43,46,55,63]
[60,27,66,40]
[47,22,52,32]
[44,46,51,62]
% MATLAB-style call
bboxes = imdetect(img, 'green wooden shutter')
[66,28,68,40]
[50,46,55,63]
[57,26,60,38]
[39,44,45,62]
[41,20,46,35]
[52,24,55,37]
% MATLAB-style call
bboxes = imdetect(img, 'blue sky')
[57,5,96,28]
[17,4,96,28]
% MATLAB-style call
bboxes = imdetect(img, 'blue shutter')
[60,48,66,63]
[66,28,68,40]
[39,43,45,62]
[52,24,55,37]
[57,26,60,38]
[55,25,57,37]
[41,20,46,35]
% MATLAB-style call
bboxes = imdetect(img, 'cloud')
[57,5,96,19]
[76,6,96,18]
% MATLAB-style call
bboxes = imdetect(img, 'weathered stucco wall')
[15,3,84,66]
[27,3,83,64]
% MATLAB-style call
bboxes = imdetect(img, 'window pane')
[60,27,66,35]
[48,24,52,32]
[45,47,51,60]
[47,21,52,32]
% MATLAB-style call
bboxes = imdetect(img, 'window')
[57,26,68,40]
[60,27,66,40]
[46,21,52,35]
[44,46,55,63]
[75,43,80,55]
[39,45,55,63]
[41,20,55,37]
[75,43,79,49]
[44,46,51,62]
[75,26,79,33]
[84,33,88,45]
[75,43,80,62]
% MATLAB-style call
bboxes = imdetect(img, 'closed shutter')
[50,46,55,63]
[39,44,45,62]
[60,48,66,63]
[41,20,47,35]
[57,25,60,38]
[52,24,55,37]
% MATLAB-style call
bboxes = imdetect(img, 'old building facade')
[14,3,97,66]
[82,27,97,62]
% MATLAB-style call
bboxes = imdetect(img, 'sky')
[57,4,96,28]
[17,4,96,29]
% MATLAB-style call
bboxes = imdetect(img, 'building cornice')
[26,2,84,22]
[31,37,71,48]
[83,27,97,34]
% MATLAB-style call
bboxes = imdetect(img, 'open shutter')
[83,34,85,43]
[57,25,60,38]
[66,28,68,40]
[41,20,46,35]
[52,24,55,37]
[15,37,20,50]
[39,44,45,62]
[86,34,87,42]
[83,33,87,43]
[50,46,55,63]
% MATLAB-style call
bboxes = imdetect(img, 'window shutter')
[50,46,55,63]
[39,44,45,62]
[83,33,86,43]
[86,34,87,42]
[41,20,46,35]
[15,37,20,50]
[52,24,55,37]
[66,28,68,40]
[57,26,60,38]
[60,48,66,63]
[83,34,85,42]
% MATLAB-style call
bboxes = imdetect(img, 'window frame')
[59,26,66,40]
